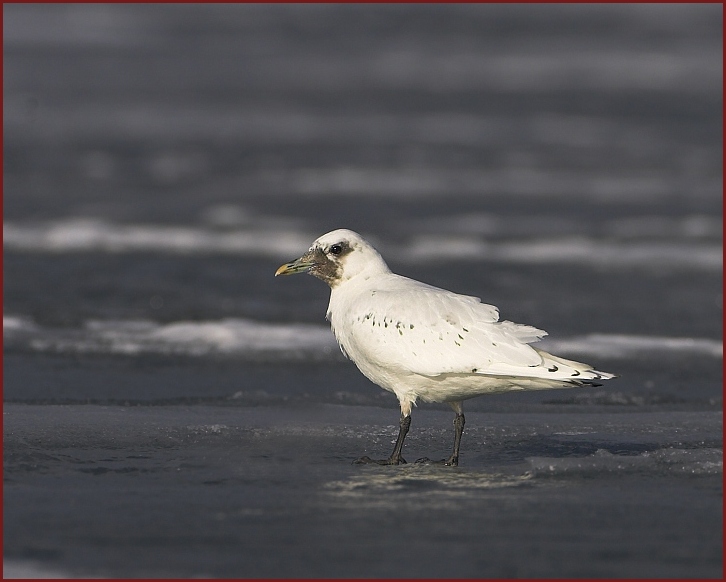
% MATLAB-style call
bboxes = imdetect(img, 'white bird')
[276,229,614,466]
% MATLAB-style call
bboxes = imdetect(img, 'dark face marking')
[306,240,353,287]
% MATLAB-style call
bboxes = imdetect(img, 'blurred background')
[3,4,723,406]
[3,1,722,402]
[3,4,723,579]
[4,3,722,327]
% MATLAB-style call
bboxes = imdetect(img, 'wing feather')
[339,278,547,377]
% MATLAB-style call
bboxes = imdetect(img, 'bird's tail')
[533,348,616,385]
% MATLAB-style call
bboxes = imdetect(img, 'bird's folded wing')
[343,286,548,377]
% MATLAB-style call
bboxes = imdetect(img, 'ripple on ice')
[323,467,533,510]
[3,316,340,360]
[527,447,722,477]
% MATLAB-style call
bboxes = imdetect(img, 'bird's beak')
[275,254,315,276]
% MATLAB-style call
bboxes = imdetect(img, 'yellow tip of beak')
[275,255,315,277]
[275,259,314,276]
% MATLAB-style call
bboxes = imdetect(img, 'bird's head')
[275,229,390,288]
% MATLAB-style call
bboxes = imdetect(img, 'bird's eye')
[329,244,343,255]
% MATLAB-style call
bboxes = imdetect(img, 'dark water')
[3,3,722,578]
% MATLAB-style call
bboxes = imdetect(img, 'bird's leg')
[443,412,465,466]
[387,413,411,464]
[354,413,410,465]
[415,407,465,466]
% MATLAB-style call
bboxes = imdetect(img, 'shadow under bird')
[276,229,615,466]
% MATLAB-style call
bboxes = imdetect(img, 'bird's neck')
[327,262,391,312]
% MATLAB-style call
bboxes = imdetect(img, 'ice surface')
[4,404,722,578]
[527,447,722,477]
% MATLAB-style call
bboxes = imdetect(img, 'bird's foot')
[353,455,407,465]
[414,456,459,467]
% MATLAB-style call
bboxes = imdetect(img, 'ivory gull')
[276,229,614,466]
